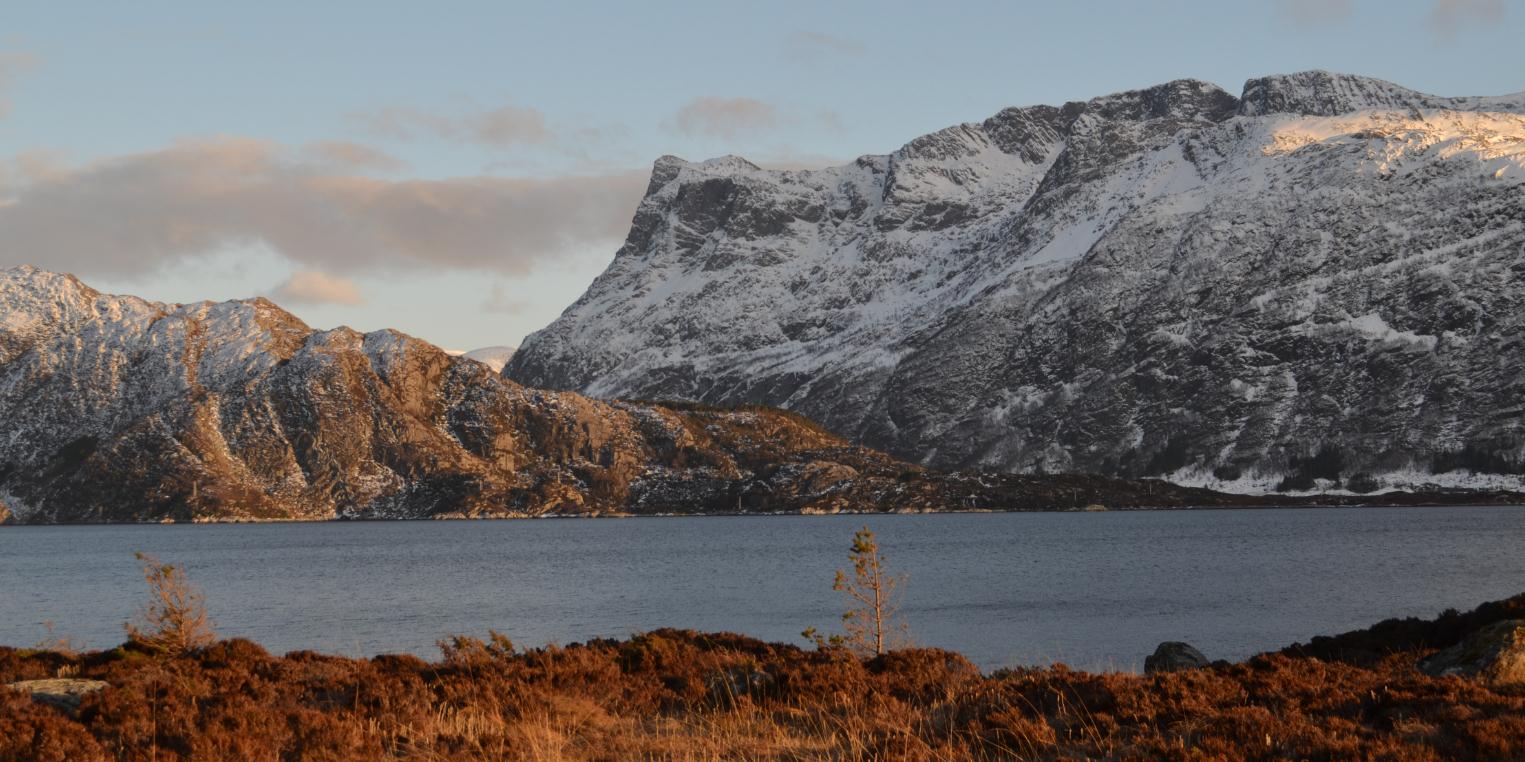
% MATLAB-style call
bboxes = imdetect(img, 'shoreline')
[2,497,1523,526]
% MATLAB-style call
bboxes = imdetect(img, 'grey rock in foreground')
[1144,642,1211,674]
[6,679,109,714]
[1418,619,1525,686]
[508,70,1525,493]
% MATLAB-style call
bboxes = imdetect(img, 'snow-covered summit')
[1238,70,1525,117]
[508,72,1525,493]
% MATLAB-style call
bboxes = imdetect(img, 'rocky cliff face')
[508,71,1525,492]
[4,267,1177,523]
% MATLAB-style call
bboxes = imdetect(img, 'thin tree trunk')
[872,550,884,655]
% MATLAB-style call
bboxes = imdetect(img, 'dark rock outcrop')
[1143,642,1209,674]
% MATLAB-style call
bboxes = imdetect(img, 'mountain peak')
[2,265,96,295]
[695,155,762,172]
[1072,78,1239,124]
[1237,70,1525,116]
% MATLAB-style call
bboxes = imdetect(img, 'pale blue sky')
[1,1,1520,350]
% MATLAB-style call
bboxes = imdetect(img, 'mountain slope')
[5,267,1300,523]
[0,269,889,521]
[508,71,1525,492]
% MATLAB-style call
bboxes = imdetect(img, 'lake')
[3,506,1523,671]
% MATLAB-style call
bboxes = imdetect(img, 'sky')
[1,0,1521,351]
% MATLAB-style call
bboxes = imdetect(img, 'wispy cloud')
[0,51,37,120]
[300,140,407,172]
[354,103,554,148]
[1428,0,1506,38]
[481,282,528,315]
[787,31,864,58]
[1275,0,1353,28]
[669,97,779,139]
[270,270,364,306]
[0,137,649,277]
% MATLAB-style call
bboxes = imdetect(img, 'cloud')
[670,97,779,139]
[300,141,407,172]
[1276,0,1353,27]
[1428,0,1505,37]
[354,103,553,148]
[0,52,37,120]
[0,136,649,277]
[787,31,864,58]
[270,270,364,306]
[481,282,528,315]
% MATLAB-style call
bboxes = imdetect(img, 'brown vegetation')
[122,553,216,657]
[3,596,1523,761]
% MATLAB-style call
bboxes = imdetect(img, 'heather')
[5,596,1523,761]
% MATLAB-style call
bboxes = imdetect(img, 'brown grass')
[3,598,1523,761]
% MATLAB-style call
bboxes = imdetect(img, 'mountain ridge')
[6,266,1359,523]
[0,266,910,522]
[507,71,1525,493]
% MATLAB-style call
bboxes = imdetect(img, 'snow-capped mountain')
[444,346,517,371]
[0,267,1066,523]
[508,71,1525,492]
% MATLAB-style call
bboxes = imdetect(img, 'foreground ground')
[3,596,1523,761]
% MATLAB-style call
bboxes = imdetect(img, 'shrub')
[124,553,216,656]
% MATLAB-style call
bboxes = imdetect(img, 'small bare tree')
[804,526,907,656]
[125,552,216,656]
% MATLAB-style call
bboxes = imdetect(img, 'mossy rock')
[1418,619,1525,685]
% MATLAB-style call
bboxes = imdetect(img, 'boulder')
[1145,642,1209,674]
[1418,619,1525,686]
[795,461,859,494]
[7,678,108,714]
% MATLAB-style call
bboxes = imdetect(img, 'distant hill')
[462,345,516,373]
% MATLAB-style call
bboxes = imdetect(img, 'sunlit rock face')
[0,267,983,522]
[508,71,1525,493]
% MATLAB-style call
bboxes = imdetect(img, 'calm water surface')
[3,507,1523,671]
